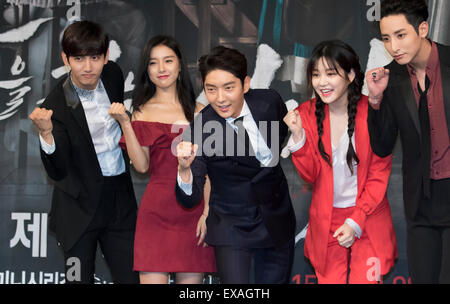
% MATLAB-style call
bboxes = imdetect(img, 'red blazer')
[291,95,398,276]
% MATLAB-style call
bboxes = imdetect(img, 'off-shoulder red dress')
[120,121,216,273]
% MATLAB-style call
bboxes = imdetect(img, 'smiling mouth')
[320,89,334,97]
[157,75,169,79]
[218,105,230,111]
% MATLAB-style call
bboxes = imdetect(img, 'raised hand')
[29,107,54,143]
[177,141,198,181]
[108,102,130,125]
[366,67,390,105]
[283,109,304,143]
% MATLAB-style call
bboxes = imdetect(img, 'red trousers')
[315,207,380,284]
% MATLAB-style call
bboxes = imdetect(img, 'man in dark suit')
[29,21,138,284]
[366,0,450,283]
[175,46,296,284]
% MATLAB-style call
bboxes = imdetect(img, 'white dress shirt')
[287,129,362,238]
[39,77,125,177]
[177,99,273,195]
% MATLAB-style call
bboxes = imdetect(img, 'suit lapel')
[437,44,450,138]
[205,91,273,167]
[322,104,333,163]
[62,77,96,149]
[392,44,450,140]
[242,93,270,167]
[320,104,335,205]
[63,67,118,148]
[202,107,233,159]
[245,92,271,148]
[246,92,270,122]
[101,72,118,105]
[392,65,421,137]
[355,100,369,197]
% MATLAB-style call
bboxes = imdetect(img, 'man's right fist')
[29,107,53,136]
[177,141,198,171]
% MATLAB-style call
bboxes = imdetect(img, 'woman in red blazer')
[284,40,397,283]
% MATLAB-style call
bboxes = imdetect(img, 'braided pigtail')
[315,98,331,166]
[346,96,359,175]
[345,60,364,174]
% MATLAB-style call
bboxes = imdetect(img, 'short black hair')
[198,46,247,86]
[381,0,429,31]
[62,20,109,57]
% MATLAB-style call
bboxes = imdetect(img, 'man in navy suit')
[175,46,296,284]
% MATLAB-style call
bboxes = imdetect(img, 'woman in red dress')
[109,35,216,284]
[284,40,397,283]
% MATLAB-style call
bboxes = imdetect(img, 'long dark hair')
[306,40,364,175]
[132,35,196,122]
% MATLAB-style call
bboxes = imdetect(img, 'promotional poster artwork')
[1,0,449,285]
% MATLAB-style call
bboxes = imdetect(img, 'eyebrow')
[149,55,176,60]
[312,68,337,72]
[382,29,406,36]
[72,54,101,57]
[205,81,236,88]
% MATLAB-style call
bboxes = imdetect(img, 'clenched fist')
[283,109,304,143]
[365,67,390,105]
[109,102,130,125]
[29,107,54,145]
[29,107,53,134]
[333,223,356,248]
[177,141,198,182]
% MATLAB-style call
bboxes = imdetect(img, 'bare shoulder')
[131,109,144,122]
[131,99,160,122]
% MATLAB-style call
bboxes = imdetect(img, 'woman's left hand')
[333,223,356,248]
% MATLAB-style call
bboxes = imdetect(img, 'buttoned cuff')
[345,218,362,239]
[177,170,193,195]
[39,134,55,155]
[286,130,306,153]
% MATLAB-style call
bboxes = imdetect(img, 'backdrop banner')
[1,0,448,284]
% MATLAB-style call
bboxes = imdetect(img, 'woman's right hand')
[109,102,130,126]
[283,109,304,143]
